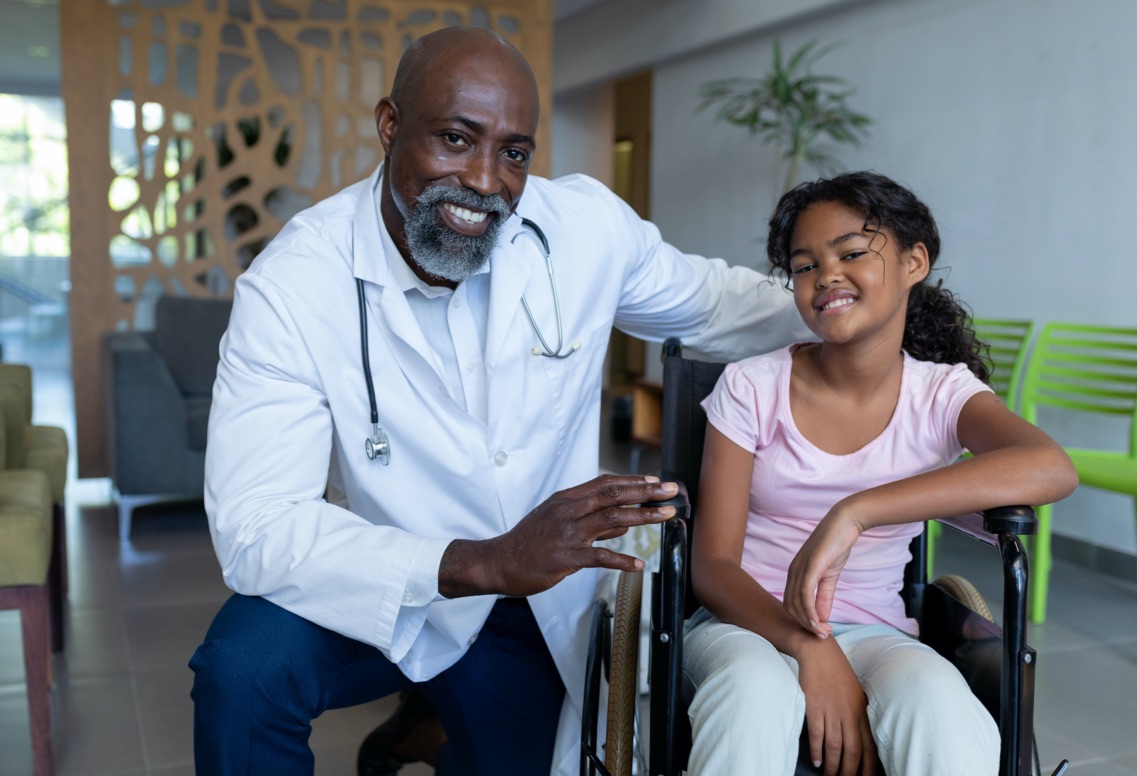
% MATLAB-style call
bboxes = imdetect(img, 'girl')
[684,172,1077,776]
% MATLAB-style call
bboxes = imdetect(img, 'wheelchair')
[582,339,1068,776]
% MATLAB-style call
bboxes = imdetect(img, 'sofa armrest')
[101,331,192,493]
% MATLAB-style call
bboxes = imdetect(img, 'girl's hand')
[798,639,878,776]
[784,507,864,637]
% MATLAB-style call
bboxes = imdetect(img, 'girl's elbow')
[1046,447,1079,500]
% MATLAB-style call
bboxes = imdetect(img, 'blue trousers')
[190,594,565,775]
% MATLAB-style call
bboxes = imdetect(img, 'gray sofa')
[101,295,233,540]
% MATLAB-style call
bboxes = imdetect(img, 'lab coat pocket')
[539,323,611,454]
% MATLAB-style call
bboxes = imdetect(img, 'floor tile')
[0,612,26,687]
[61,604,130,679]
[117,550,230,609]
[53,675,147,775]
[122,601,221,673]
[133,667,195,768]
[1033,644,1137,760]
[0,684,35,776]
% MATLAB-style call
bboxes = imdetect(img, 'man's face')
[376,49,539,284]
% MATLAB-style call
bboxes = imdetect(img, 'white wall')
[551,82,614,184]
[554,0,1137,554]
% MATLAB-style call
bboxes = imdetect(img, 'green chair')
[973,318,1035,409]
[927,319,1035,578]
[1019,322,1137,623]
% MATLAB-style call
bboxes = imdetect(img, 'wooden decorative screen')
[61,0,552,476]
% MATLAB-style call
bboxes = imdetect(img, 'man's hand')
[784,507,864,638]
[438,474,678,598]
[797,639,877,776]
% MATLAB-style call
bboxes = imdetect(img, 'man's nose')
[459,149,499,197]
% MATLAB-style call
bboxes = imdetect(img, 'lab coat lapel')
[350,168,445,384]
[485,216,534,368]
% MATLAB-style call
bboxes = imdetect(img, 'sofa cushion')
[185,396,211,452]
[150,296,233,397]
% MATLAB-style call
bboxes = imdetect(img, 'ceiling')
[0,0,615,95]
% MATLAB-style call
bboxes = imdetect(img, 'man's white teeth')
[444,203,487,224]
[822,297,855,311]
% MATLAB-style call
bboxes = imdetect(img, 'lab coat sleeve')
[205,268,449,661]
[583,178,811,359]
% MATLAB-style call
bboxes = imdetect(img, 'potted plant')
[698,40,872,195]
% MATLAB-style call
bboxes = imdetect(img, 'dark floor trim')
[1052,534,1137,586]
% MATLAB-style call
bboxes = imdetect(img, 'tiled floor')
[1,330,1136,775]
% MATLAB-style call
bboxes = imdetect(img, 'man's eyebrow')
[441,115,535,146]
[789,231,867,259]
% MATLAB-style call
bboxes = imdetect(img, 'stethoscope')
[358,217,580,464]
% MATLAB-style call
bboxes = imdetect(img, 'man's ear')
[906,242,931,288]
[375,97,397,156]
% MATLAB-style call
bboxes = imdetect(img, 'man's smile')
[443,202,488,224]
[436,200,493,237]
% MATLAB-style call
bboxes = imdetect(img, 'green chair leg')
[1029,502,1053,623]
[925,519,941,580]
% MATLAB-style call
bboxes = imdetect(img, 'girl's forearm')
[838,444,1077,532]
[694,556,824,659]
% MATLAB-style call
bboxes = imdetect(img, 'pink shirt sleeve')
[701,361,765,454]
[927,361,994,458]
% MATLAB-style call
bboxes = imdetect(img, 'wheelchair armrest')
[937,505,1036,548]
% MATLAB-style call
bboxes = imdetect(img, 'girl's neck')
[804,335,905,399]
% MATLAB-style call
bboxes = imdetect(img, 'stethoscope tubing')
[357,216,576,464]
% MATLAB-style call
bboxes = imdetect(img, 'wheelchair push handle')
[642,478,690,518]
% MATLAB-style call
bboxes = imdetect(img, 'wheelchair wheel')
[606,570,643,776]
[933,574,993,621]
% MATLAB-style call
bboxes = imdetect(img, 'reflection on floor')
[1,333,1136,775]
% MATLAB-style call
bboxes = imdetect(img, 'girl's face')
[787,201,929,347]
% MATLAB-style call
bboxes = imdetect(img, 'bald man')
[190,26,805,776]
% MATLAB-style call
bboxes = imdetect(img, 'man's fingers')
[573,474,679,512]
[583,546,647,573]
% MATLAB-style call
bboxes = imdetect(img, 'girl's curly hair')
[766,171,989,382]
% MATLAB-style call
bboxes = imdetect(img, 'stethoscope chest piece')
[365,424,391,465]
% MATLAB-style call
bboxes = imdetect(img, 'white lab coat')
[205,166,807,774]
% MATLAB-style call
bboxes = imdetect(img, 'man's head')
[375,26,539,286]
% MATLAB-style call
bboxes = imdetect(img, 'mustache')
[414,184,512,221]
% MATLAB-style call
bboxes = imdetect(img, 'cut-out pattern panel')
[62,0,552,476]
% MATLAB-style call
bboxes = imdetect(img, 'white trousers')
[682,609,1000,775]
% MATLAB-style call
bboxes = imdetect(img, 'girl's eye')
[791,263,815,275]
[841,251,866,261]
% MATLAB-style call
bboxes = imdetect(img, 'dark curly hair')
[766,171,989,382]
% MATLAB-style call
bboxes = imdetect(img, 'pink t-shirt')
[701,345,992,635]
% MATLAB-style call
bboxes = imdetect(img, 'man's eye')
[504,148,530,163]
[444,133,467,146]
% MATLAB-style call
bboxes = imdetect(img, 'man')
[190,25,805,776]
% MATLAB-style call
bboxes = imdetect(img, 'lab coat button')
[493,451,508,466]
[403,593,414,604]
[466,362,476,374]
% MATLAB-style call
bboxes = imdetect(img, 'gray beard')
[404,184,512,282]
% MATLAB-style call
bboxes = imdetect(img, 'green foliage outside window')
[0,94,70,258]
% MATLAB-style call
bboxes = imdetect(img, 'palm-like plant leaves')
[698,40,871,193]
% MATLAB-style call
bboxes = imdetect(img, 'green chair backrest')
[1020,322,1137,456]
[973,318,1034,409]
